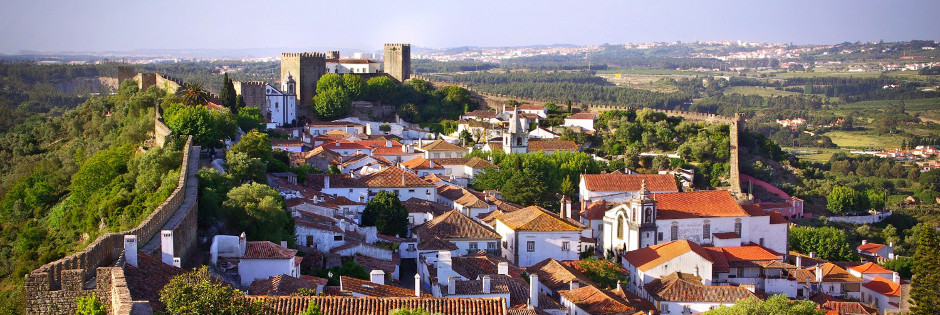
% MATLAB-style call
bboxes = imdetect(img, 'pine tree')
[220,73,237,109]
[234,94,245,115]
[910,225,940,315]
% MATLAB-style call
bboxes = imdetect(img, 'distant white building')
[326,59,382,74]
[209,233,301,287]
[564,112,596,132]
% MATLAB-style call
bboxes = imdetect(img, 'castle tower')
[326,50,340,60]
[383,43,411,82]
[280,52,326,118]
[503,106,528,154]
[631,180,658,250]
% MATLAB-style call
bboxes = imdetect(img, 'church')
[232,74,298,128]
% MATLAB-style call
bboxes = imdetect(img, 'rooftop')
[623,240,712,272]
[246,296,506,315]
[249,275,327,296]
[644,272,758,303]
[340,276,432,298]
[359,167,435,188]
[849,262,894,274]
[401,198,452,216]
[580,173,678,192]
[244,241,298,260]
[863,276,901,297]
[401,157,444,170]
[419,139,468,152]
[526,258,593,292]
[653,190,751,219]
[412,210,502,240]
[566,112,596,120]
[857,242,887,254]
[492,206,583,232]
[527,139,579,152]
[558,284,646,315]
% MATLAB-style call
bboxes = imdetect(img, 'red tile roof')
[768,211,789,224]
[857,243,886,254]
[438,185,491,209]
[493,206,584,232]
[653,190,750,219]
[581,173,678,192]
[518,104,546,111]
[849,262,894,274]
[451,252,525,280]
[526,258,594,292]
[811,293,877,315]
[558,284,645,315]
[124,252,185,312]
[644,272,758,303]
[566,112,596,120]
[247,296,506,315]
[580,200,610,220]
[249,275,325,296]
[419,139,468,152]
[340,276,432,298]
[527,139,579,152]
[623,240,713,272]
[401,198,452,216]
[811,263,864,283]
[712,232,740,239]
[320,141,370,151]
[359,167,435,188]
[463,110,498,119]
[863,276,901,297]
[401,157,443,170]
[243,241,297,260]
[412,210,502,240]
[706,245,782,262]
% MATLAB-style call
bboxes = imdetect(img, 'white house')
[307,121,365,137]
[401,198,453,226]
[483,206,585,267]
[325,59,382,74]
[412,210,502,256]
[316,141,372,157]
[644,272,758,315]
[564,112,596,132]
[528,127,559,139]
[233,77,297,128]
[431,157,497,187]
[401,158,447,177]
[209,234,301,287]
[437,185,497,219]
[518,104,548,118]
[857,241,895,263]
[860,276,901,314]
[848,262,896,282]
[416,139,469,159]
[622,240,715,293]
[579,172,679,205]
[359,167,438,202]
[306,174,370,203]
[270,139,305,152]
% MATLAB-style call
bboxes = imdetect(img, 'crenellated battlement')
[384,43,410,47]
[281,52,326,59]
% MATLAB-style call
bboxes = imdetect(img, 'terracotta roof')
[493,206,583,232]
[580,200,611,220]
[581,173,678,192]
[518,104,546,111]
[438,185,491,209]
[527,140,579,152]
[320,141,370,151]
[849,262,894,274]
[244,241,297,260]
[401,198,452,216]
[857,242,887,254]
[450,277,511,295]
[249,275,325,296]
[124,252,185,312]
[863,276,901,297]
[451,252,525,280]
[610,286,658,314]
[526,258,594,292]
[359,167,435,188]
[706,245,782,262]
[558,285,643,315]
[340,276,431,298]
[712,232,740,239]
[431,158,471,165]
[373,146,414,155]
[305,174,367,189]
[768,211,789,224]
[811,293,878,315]
[422,173,449,185]
[812,263,864,283]
[418,236,459,251]
[566,112,596,120]
[412,210,502,240]
[623,240,713,272]
[401,157,443,170]
[741,204,765,216]
[247,296,506,315]
[644,272,758,303]
[270,139,305,147]
[308,121,363,127]
[464,110,498,119]
[465,157,497,169]
[419,139,468,152]
[486,142,503,152]
[653,190,750,219]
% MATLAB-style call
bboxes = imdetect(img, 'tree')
[882,257,914,279]
[230,130,273,162]
[219,73,237,109]
[180,82,210,107]
[226,151,267,184]
[235,94,246,115]
[343,74,365,99]
[223,182,292,243]
[160,267,264,315]
[390,308,440,315]
[360,190,410,237]
[312,87,351,120]
[574,257,628,289]
[316,73,345,94]
[75,294,106,315]
[789,226,854,261]
[867,189,885,211]
[827,186,860,214]
[920,169,940,192]
[706,294,823,315]
[236,106,264,132]
[910,225,940,315]
[559,175,575,197]
[366,76,398,103]
[300,303,322,315]
[163,103,237,149]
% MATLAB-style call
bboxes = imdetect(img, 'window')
[306,236,314,246]
[645,208,652,223]
[469,242,478,251]
[658,232,663,241]
[488,242,496,250]
[334,235,343,241]
[527,241,535,252]
[562,241,570,251]
[408,189,415,193]
[759,238,765,246]
[662,304,669,312]
[616,216,624,239]
[502,240,508,249]
[408,244,416,251]
[703,220,711,239]
[734,219,742,236]
[737,268,744,277]
[671,222,678,241]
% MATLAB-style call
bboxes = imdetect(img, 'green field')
[596,68,718,76]
[823,130,906,149]
[725,86,806,97]
[784,147,844,162]
[760,69,884,79]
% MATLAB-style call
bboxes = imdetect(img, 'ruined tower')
[280,52,326,118]
[383,43,411,82]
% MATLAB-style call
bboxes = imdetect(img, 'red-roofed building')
[210,233,302,286]
[848,262,896,282]
[579,173,679,205]
[860,276,901,312]
[563,112,596,132]
[622,240,716,292]
[856,240,894,263]
[317,141,372,157]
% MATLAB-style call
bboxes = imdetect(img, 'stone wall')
[384,44,411,82]
[233,81,268,116]
[133,73,182,94]
[413,75,744,196]
[281,52,326,119]
[25,136,196,314]
[153,106,172,148]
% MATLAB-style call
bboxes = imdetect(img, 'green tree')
[160,267,264,315]
[789,226,854,261]
[219,73,237,109]
[502,170,547,207]
[223,182,292,243]
[180,82,210,107]
[164,104,237,149]
[706,294,823,315]
[366,76,398,103]
[343,74,365,99]
[867,189,885,211]
[316,73,345,94]
[234,94,246,115]
[361,190,410,237]
[75,294,106,315]
[827,186,860,214]
[312,258,370,286]
[882,257,914,279]
[231,130,273,162]
[559,175,575,197]
[236,106,264,132]
[574,257,628,289]
[920,169,940,192]
[390,308,440,315]
[300,303,322,315]
[226,151,266,184]
[312,87,351,120]
[910,225,940,315]
[398,103,419,122]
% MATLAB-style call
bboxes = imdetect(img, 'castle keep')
[383,43,411,82]
[280,52,326,118]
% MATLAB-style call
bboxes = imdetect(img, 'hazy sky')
[1,0,938,54]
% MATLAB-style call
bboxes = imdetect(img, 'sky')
[1,0,938,54]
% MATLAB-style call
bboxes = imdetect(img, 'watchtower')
[280,52,326,117]
[383,43,411,82]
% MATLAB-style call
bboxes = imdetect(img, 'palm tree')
[181,82,210,106]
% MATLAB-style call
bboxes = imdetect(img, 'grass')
[823,130,906,149]
[725,86,806,97]
[596,68,718,76]
[784,147,844,163]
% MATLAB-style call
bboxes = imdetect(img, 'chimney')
[401,173,406,186]
[796,255,802,267]
[889,241,894,247]
[497,262,509,275]
[415,274,422,297]
[616,280,622,292]
[482,275,492,294]
[437,250,453,286]
[239,232,247,257]
[569,280,580,290]
[429,160,434,168]
[173,257,181,268]
[893,272,900,284]
[528,274,539,309]
[448,276,457,295]
[161,230,174,266]
[124,235,138,267]
[370,270,385,285]
[280,241,288,248]
[809,252,815,258]
[862,240,867,245]
[386,140,392,147]
[815,267,823,283]
[324,176,330,189]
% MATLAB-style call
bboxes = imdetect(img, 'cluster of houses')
[849,145,940,166]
